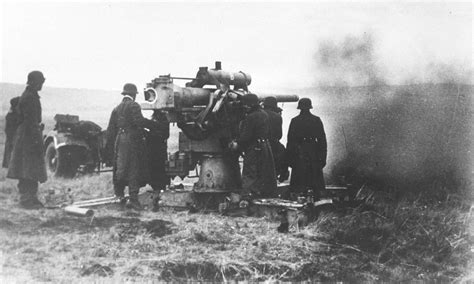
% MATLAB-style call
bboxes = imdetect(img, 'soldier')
[229,93,277,198]
[286,98,327,198]
[145,110,170,210]
[7,71,47,209]
[3,97,20,168]
[262,96,289,182]
[105,83,152,210]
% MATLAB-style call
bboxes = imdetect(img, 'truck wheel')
[44,143,79,178]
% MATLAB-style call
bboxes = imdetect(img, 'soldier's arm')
[236,116,255,150]
[130,102,153,129]
[286,119,296,150]
[105,109,118,163]
[285,119,297,167]
[317,118,327,166]
[276,115,283,141]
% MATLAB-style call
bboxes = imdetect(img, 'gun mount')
[141,61,298,194]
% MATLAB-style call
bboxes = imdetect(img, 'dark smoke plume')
[312,33,472,195]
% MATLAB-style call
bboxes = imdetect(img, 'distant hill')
[0,83,121,129]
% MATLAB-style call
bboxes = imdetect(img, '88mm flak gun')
[141,61,298,209]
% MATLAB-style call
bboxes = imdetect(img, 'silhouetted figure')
[105,83,152,210]
[286,98,327,197]
[146,110,170,210]
[3,97,20,168]
[7,71,47,209]
[262,96,289,182]
[230,94,277,197]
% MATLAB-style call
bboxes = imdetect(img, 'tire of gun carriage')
[44,143,81,178]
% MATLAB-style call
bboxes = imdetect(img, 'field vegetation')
[0,82,472,281]
[0,166,472,281]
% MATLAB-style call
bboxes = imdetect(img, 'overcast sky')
[0,1,472,92]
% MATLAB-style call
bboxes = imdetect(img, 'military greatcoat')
[286,111,327,193]
[3,104,20,168]
[146,111,170,190]
[106,97,151,186]
[7,87,47,183]
[237,107,277,197]
[263,108,285,175]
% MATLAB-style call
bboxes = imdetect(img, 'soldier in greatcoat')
[3,96,20,168]
[229,93,277,198]
[262,96,289,182]
[7,71,47,209]
[145,110,170,210]
[286,98,327,197]
[105,83,152,210]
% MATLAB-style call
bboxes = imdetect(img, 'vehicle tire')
[44,143,80,178]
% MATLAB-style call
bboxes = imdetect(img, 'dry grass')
[0,167,473,282]
[0,82,472,281]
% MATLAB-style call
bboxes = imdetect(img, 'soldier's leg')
[18,179,30,203]
[126,180,142,210]
[114,180,126,197]
[113,180,127,206]
[241,150,260,197]
[18,179,42,209]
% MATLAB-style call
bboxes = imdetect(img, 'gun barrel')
[258,94,299,103]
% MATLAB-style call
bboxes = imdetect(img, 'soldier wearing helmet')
[3,97,20,169]
[262,96,289,182]
[7,71,47,209]
[285,97,327,198]
[105,83,153,210]
[229,93,277,198]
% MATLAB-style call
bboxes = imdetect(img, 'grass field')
[0,159,473,281]
[0,82,473,281]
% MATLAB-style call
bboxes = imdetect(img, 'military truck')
[43,114,106,178]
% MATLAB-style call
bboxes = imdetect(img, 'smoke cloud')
[312,33,472,195]
[315,33,385,87]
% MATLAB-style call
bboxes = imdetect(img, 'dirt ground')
[0,166,473,282]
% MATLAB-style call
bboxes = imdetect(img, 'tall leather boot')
[114,182,127,206]
[18,179,43,209]
[126,186,142,211]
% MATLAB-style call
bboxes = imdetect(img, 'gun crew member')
[146,110,170,211]
[7,71,47,209]
[105,83,152,210]
[229,93,277,198]
[286,98,327,197]
[262,96,289,182]
[3,96,20,169]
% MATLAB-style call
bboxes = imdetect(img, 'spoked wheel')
[44,143,80,178]
[45,143,59,175]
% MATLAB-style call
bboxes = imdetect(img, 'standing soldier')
[7,71,47,209]
[3,97,20,168]
[229,93,277,198]
[105,83,151,210]
[286,98,327,198]
[146,110,170,211]
[262,96,289,182]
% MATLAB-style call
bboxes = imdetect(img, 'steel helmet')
[241,93,259,107]
[27,71,45,85]
[263,96,283,112]
[121,83,138,96]
[263,96,277,108]
[297,98,313,110]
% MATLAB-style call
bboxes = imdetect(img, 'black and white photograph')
[0,1,472,281]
